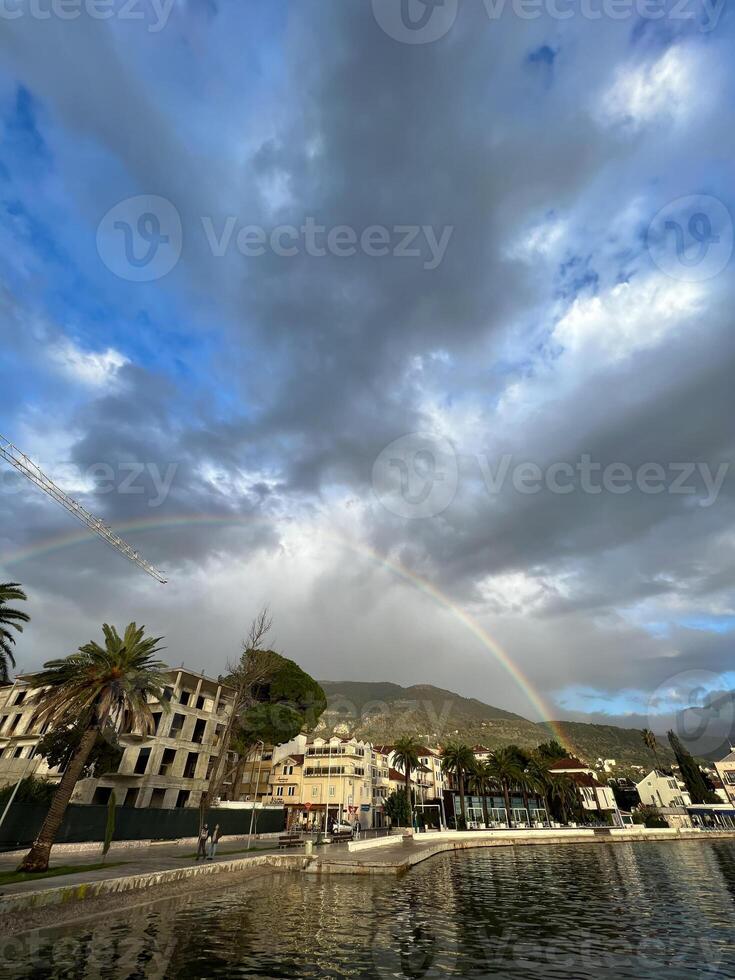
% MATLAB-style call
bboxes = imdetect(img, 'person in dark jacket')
[196,823,209,860]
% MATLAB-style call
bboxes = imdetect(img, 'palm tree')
[392,736,422,828]
[641,728,662,771]
[441,742,475,829]
[468,759,491,827]
[17,623,167,873]
[486,747,523,828]
[526,754,553,825]
[0,582,30,683]
[550,774,578,825]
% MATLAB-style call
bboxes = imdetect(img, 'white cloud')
[597,46,702,131]
[48,339,128,387]
[552,276,703,364]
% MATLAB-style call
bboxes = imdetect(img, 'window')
[162,686,174,702]
[183,751,199,779]
[176,789,191,808]
[151,712,162,735]
[287,786,296,796]
[5,714,20,736]
[311,786,319,798]
[329,786,335,797]
[134,747,151,774]
[150,788,167,809]
[169,713,186,737]
[192,719,207,744]
[179,690,191,706]
[13,746,24,759]
[123,788,139,808]
[284,764,294,775]
[196,695,206,710]
[276,786,284,797]
[13,691,26,706]
[93,787,113,805]
[159,748,176,775]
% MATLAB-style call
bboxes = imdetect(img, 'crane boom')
[0,433,167,584]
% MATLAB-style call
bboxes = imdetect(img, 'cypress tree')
[667,731,719,804]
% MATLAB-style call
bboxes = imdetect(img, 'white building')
[548,757,618,815]
[635,769,691,809]
[713,750,735,804]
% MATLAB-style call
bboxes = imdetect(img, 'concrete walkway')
[0,836,291,906]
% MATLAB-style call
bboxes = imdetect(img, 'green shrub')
[0,774,55,807]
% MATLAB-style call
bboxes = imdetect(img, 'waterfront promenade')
[3,826,735,936]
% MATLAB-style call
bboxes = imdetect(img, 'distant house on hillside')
[635,770,690,809]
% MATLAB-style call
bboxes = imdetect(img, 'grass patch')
[0,862,127,887]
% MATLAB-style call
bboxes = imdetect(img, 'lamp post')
[246,740,265,849]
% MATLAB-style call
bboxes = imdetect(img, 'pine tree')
[667,731,719,804]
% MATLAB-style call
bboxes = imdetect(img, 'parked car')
[331,821,353,834]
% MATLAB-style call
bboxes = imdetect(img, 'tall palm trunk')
[480,783,489,828]
[405,770,412,828]
[502,781,512,828]
[18,727,99,872]
[457,766,467,829]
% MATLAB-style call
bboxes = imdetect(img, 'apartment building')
[266,734,373,828]
[0,667,236,809]
[237,743,275,801]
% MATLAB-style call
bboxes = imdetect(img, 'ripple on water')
[5,840,735,979]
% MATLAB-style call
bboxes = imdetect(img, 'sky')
[0,0,733,740]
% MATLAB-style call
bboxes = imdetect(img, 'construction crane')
[0,433,167,584]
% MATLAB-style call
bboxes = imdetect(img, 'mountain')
[317,680,674,767]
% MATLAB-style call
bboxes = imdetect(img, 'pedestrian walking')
[208,823,221,860]
[196,823,209,861]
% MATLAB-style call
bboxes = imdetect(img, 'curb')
[0,852,308,915]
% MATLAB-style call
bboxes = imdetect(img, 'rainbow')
[1,513,577,754]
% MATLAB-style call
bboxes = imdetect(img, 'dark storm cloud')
[0,2,733,709]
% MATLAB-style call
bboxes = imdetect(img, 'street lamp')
[246,740,265,849]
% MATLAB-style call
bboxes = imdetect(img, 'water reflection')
[5,840,735,978]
